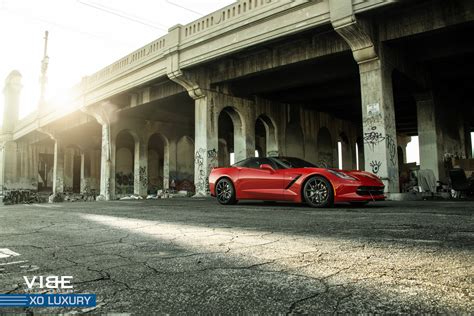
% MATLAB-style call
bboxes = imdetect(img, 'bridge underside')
[1,0,473,200]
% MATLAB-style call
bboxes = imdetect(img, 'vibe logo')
[23,276,73,289]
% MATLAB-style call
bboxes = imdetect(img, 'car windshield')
[270,157,318,169]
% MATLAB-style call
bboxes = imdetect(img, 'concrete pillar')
[194,95,218,196]
[99,124,115,200]
[168,139,177,189]
[63,147,74,192]
[0,141,18,193]
[330,3,399,191]
[161,140,170,190]
[416,91,467,182]
[134,137,148,197]
[239,112,256,162]
[80,152,85,193]
[52,139,64,194]
[416,92,441,179]
[465,120,472,159]
[359,59,399,192]
[2,71,21,134]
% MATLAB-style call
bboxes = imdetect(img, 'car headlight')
[327,169,357,181]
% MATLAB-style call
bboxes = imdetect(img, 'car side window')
[236,158,281,169]
[244,159,261,169]
[258,158,280,170]
[233,158,251,167]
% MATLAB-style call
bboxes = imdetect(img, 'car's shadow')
[235,200,387,209]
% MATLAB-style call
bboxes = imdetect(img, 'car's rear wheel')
[303,176,334,208]
[215,178,237,205]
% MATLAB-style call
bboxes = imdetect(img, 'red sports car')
[209,157,385,207]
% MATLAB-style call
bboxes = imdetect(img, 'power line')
[77,0,167,31]
[1,5,135,47]
[164,0,204,16]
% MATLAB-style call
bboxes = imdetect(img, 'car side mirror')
[260,164,275,172]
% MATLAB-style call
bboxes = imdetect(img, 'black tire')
[215,178,237,205]
[350,201,369,207]
[303,176,334,208]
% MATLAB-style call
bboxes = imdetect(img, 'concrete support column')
[162,141,170,190]
[0,141,18,194]
[99,123,115,200]
[194,95,218,196]
[330,2,399,191]
[243,113,256,161]
[80,152,85,193]
[359,59,399,192]
[415,90,468,182]
[416,92,443,181]
[134,138,148,197]
[168,139,177,189]
[2,71,21,134]
[52,139,64,194]
[465,120,473,159]
[63,147,74,192]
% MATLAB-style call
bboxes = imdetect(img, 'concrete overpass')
[1,0,473,199]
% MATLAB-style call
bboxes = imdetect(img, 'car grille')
[356,186,385,196]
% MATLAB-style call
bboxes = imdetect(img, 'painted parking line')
[0,260,28,266]
[0,248,21,259]
[32,204,61,208]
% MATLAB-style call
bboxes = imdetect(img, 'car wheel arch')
[216,176,236,192]
[300,173,335,198]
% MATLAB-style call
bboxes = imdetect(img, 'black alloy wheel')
[215,178,237,205]
[303,176,334,208]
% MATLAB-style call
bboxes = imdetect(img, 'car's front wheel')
[303,176,334,208]
[215,178,237,205]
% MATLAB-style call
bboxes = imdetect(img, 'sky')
[0,0,235,118]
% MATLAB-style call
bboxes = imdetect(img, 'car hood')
[295,168,383,183]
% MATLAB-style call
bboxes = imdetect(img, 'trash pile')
[2,190,46,205]
[47,192,97,203]
[119,190,192,201]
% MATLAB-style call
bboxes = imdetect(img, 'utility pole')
[39,30,49,111]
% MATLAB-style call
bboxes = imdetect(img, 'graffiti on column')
[195,148,218,194]
[385,135,397,166]
[139,166,148,187]
[55,176,64,192]
[363,126,385,151]
[195,148,207,194]
[363,107,385,152]
[363,113,383,127]
[369,160,382,174]
[207,148,217,160]
[206,149,217,191]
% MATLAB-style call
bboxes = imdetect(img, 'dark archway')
[115,130,137,195]
[317,127,334,168]
[218,107,244,165]
[286,122,304,159]
[148,133,169,192]
[256,114,278,157]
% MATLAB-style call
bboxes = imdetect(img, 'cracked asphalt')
[0,199,472,314]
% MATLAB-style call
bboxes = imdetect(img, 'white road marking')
[20,264,39,271]
[0,248,21,258]
[0,260,28,266]
[32,204,61,208]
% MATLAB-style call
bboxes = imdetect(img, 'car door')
[283,169,305,201]
[236,158,286,200]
